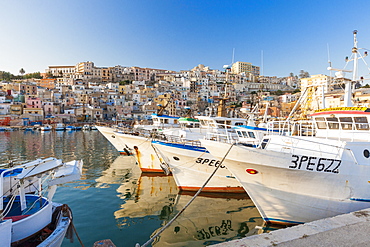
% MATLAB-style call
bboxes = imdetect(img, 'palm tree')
[19,68,25,77]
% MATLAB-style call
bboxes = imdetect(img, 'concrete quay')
[214,208,370,247]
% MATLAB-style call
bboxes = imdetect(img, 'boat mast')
[343,30,359,107]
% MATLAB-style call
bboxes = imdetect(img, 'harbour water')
[0,130,265,246]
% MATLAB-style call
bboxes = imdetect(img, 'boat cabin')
[310,107,370,140]
[151,114,179,127]
[178,117,200,129]
[234,125,280,146]
[195,116,247,129]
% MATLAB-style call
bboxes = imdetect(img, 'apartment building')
[231,61,260,77]
[300,74,333,111]
[46,65,75,77]
[38,79,56,89]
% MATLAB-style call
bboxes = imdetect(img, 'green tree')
[46,72,54,78]
[0,71,13,81]
[24,72,42,79]
[299,70,310,78]
[119,80,131,85]
[275,90,284,96]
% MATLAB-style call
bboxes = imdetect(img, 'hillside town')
[1,60,370,127]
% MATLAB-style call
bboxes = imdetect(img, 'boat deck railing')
[205,121,360,164]
[112,126,203,147]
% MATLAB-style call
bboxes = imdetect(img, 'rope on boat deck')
[136,143,235,247]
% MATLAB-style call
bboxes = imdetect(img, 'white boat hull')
[37,203,72,247]
[201,138,370,224]
[152,141,244,193]
[0,220,12,247]
[95,126,133,156]
[9,196,52,243]
[113,132,164,173]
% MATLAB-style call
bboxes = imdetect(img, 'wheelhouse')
[310,107,370,140]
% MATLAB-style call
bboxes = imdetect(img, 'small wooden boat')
[0,158,83,246]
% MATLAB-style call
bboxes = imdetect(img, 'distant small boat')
[82,125,91,130]
[66,126,76,131]
[55,123,65,131]
[40,125,52,131]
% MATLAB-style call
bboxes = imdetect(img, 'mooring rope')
[136,143,235,247]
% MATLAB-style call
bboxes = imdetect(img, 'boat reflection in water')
[150,192,263,246]
[114,170,179,223]
[95,155,137,187]
[113,165,263,246]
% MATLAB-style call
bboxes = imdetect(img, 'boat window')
[354,117,369,130]
[235,122,244,126]
[339,117,353,130]
[315,117,326,129]
[326,117,339,129]
[261,138,269,149]
[237,131,243,138]
[248,132,256,139]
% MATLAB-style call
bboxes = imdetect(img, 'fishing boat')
[201,30,370,224]
[95,125,134,156]
[0,157,83,246]
[151,115,250,193]
[96,114,182,171]
[40,125,52,131]
[66,125,76,131]
[55,123,65,131]
[82,124,91,130]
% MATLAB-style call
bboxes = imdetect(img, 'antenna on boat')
[324,43,332,109]
[327,30,367,107]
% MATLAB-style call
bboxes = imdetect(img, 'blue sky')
[2,0,370,78]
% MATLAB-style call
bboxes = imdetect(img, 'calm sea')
[0,130,265,247]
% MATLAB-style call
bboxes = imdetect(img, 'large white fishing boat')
[201,30,370,224]
[95,125,134,156]
[151,115,250,193]
[96,114,202,173]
